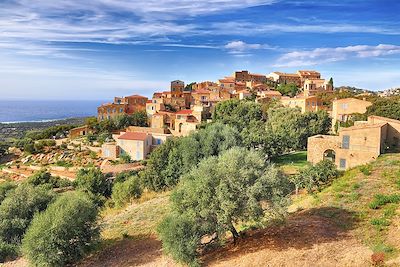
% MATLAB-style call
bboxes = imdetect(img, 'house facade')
[97,94,148,121]
[280,95,324,113]
[308,116,400,170]
[331,98,372,130]
[101,127,173,160]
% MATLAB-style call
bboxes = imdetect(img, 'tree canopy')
[140,123,241,191]
[22,191,99,266]
[367,97,400,120]
[158,147,292,265]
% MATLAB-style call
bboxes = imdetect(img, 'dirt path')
[77,207,372,267]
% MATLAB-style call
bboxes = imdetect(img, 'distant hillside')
[335,86,376,94]
[0,117,87,141]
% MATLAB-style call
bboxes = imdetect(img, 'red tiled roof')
[192,89,211,94]
[176,109,193,115]
[118,132,148,141]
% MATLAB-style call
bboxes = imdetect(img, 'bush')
[114,170,138,184]
[22,191,99,266]
[0,184,55,244]
[359,164,373,176]
[74,168,111,198]
[0,181,16,204]
[296,160,339,193]
[111,176,142,207]
[158,214,201,266]
[120,153,131,163]
[0,241,18,263]
[26,170,71,188]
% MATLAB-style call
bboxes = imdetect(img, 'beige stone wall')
[307,135,341,164]
[332,98,372,131]
[368,116,400,149]
[101,143,118,160]
[116,139,147,161]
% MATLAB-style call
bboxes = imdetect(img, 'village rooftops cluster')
[89,69,399,167]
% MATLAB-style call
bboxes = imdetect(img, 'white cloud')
[211,21,400,35]
[274,44,400,67]
[224,40,275,55]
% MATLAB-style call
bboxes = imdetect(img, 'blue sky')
[0,0,399,100]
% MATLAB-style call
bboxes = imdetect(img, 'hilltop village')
[1,69,400,266]
[93,69,399,171]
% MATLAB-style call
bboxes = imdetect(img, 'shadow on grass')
[202,206,358,265]
[78,234,162,267]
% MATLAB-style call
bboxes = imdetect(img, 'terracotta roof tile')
[118,132,148,141]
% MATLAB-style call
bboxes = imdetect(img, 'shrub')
[296,160,339,193]
[114,170,138,184]
[158,214,201,266]
[0,241,18,263]
[0,181,16,204]
[120,153,131,163]
[359,164,373,176]
[26,170,71,188]
[0,184,55,244]
[111,176,142,207]
[74,168,111,198]
[22,191,99,266]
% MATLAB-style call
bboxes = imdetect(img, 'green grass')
[369,194,400,209]
[274,151,309,174]
[359,164,373,176]
[274,151,308,167]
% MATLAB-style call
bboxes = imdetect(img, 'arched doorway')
[323,149,336,162]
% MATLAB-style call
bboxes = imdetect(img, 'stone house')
[280,95,325,113]
[307,116,400,170]
[331,98,372,131]
[101,127,173,161]
[303,79,333,97]
[267,72,302,87]
[97,94,148,121]
[69,125,93,139]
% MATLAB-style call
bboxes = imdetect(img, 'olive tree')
[22,191,99,266]
[158,147,292,265]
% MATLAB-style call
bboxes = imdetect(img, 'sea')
[0,100,105,123]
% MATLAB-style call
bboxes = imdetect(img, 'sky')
[0,0,400,100]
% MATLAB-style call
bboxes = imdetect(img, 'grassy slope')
[82,153,400,266]
[291,153,400,264]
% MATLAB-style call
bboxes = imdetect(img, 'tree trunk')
[230,224,239,244]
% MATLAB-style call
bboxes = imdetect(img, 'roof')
[125,94,148,99]
[333,97,372,104]
[251,73,266,77]
[262,90,282,96]
[271,72,300,77]
[340,122,387,132]
[369,115,400,125]
[192,89,211,94]
[176,109,193,115]
[118,132,148,141]
[297,70,320,75]
[146,100,152,103]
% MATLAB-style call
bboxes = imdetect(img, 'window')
[342,135,350,149]
[339,158,346,169]
[341,103,348,110]
[156,139,162,145]
[136,151,141,160]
